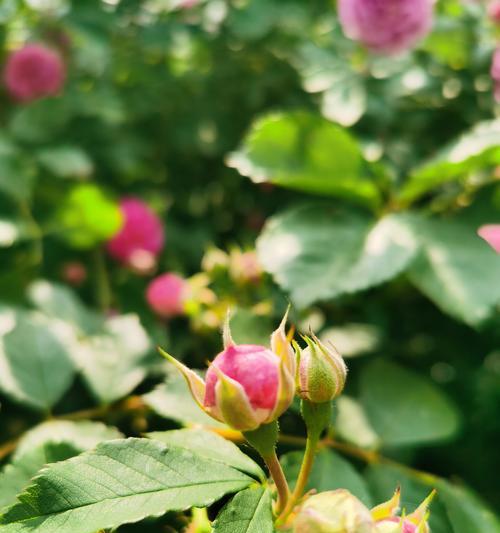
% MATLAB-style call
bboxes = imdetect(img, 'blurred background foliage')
[0,0,499,531]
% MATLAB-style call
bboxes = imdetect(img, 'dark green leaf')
[360,360,461,446]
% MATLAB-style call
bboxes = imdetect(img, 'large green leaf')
[147,429,264,480]
[436,479,500,533]
[407,216,500,325]
[281,449,373,506]
[0,315,75,411]
[212,486,274,533]
[400,120,500,203]
[257,205,418,308]
[0,438,253,533]
[360,360,461,447]
[227,111,380,206]
[0,443,80,511]
[0,421,123,511]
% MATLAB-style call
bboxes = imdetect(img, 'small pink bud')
[478,224,500,253]
[61,261,87,286]
[159,309,295,431]
[107,198,165,266]
[489,1,500,24]
[293,490,374,533]
[297,335,347,403]
[229,249,262,284]
[491,49,500,103]
[146,273,188,318]
[3,44,65,103]
[338,0,434,55]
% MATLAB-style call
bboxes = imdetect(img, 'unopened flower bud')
[478,224,500,253]
[107,198,164,266]
[293,490,373,533]
[338,0,434,55]
[160,309,295,431]
[296,335,347,403]
[372,488,435,533]
[146,273,188,318]
[4,44,66,103]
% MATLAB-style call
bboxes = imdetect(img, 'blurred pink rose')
[107,198,164,265]
[478,224,500,253]
[491,48,500,102]
[338,0,434,55]
[4,44,65,103]
[146,273,187,318]
[489,1,500,23]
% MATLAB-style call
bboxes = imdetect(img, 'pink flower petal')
[478,225,500,254]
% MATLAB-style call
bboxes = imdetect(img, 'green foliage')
[0,439,254,533]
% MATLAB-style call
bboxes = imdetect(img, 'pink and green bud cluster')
[294,488,435,533]
[296,334,347,404]
[160,310,295,432]
[338,0,434,55]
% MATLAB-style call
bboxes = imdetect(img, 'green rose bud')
[293,490,373,533]
[296,334,347,403]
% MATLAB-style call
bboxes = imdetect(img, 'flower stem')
[262,451,290,516]
[275,433,320,525]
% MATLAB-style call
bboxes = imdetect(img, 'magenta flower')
[491,49,500,102]
[338,0,434,55]
[107,198,165,265]
[3,44,65,103]
[160,311,295,431]
[146,273,187,318]
[478,224,500,253]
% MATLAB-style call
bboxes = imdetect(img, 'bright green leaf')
[147,429,264,480]
[227,111,380,206]
[360,360,461,447]
[0,439,253,533]
[257,205,419,308]
[212,486,274,533]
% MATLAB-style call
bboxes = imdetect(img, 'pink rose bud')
[491,49,500,102]
[293,490,374,533]
[61,261,87,286]
[296,334,347,403]
[372,488,436,533]
[107,198,165,266]
[160,309,296,431]
[489,1,500,24]
[229,249,262,284]
[478,224,500,253]
[3,44,65,103]
[338,0,434,55]
[146,273,188,318]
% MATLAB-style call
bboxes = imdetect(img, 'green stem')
[262,451,290,516]
[276,433,320,525]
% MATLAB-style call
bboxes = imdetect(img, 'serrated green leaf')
[227,111,380,206]
[0,438,253,533]
[0,315,75,411]
[257,205,418,308]
[360,360,461,447]
[212,486,274,533]
[147,429,264,480]
[281,449,373,506]
[0,442,80,511]
[400,120,500,203]
[407,216,500,325]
